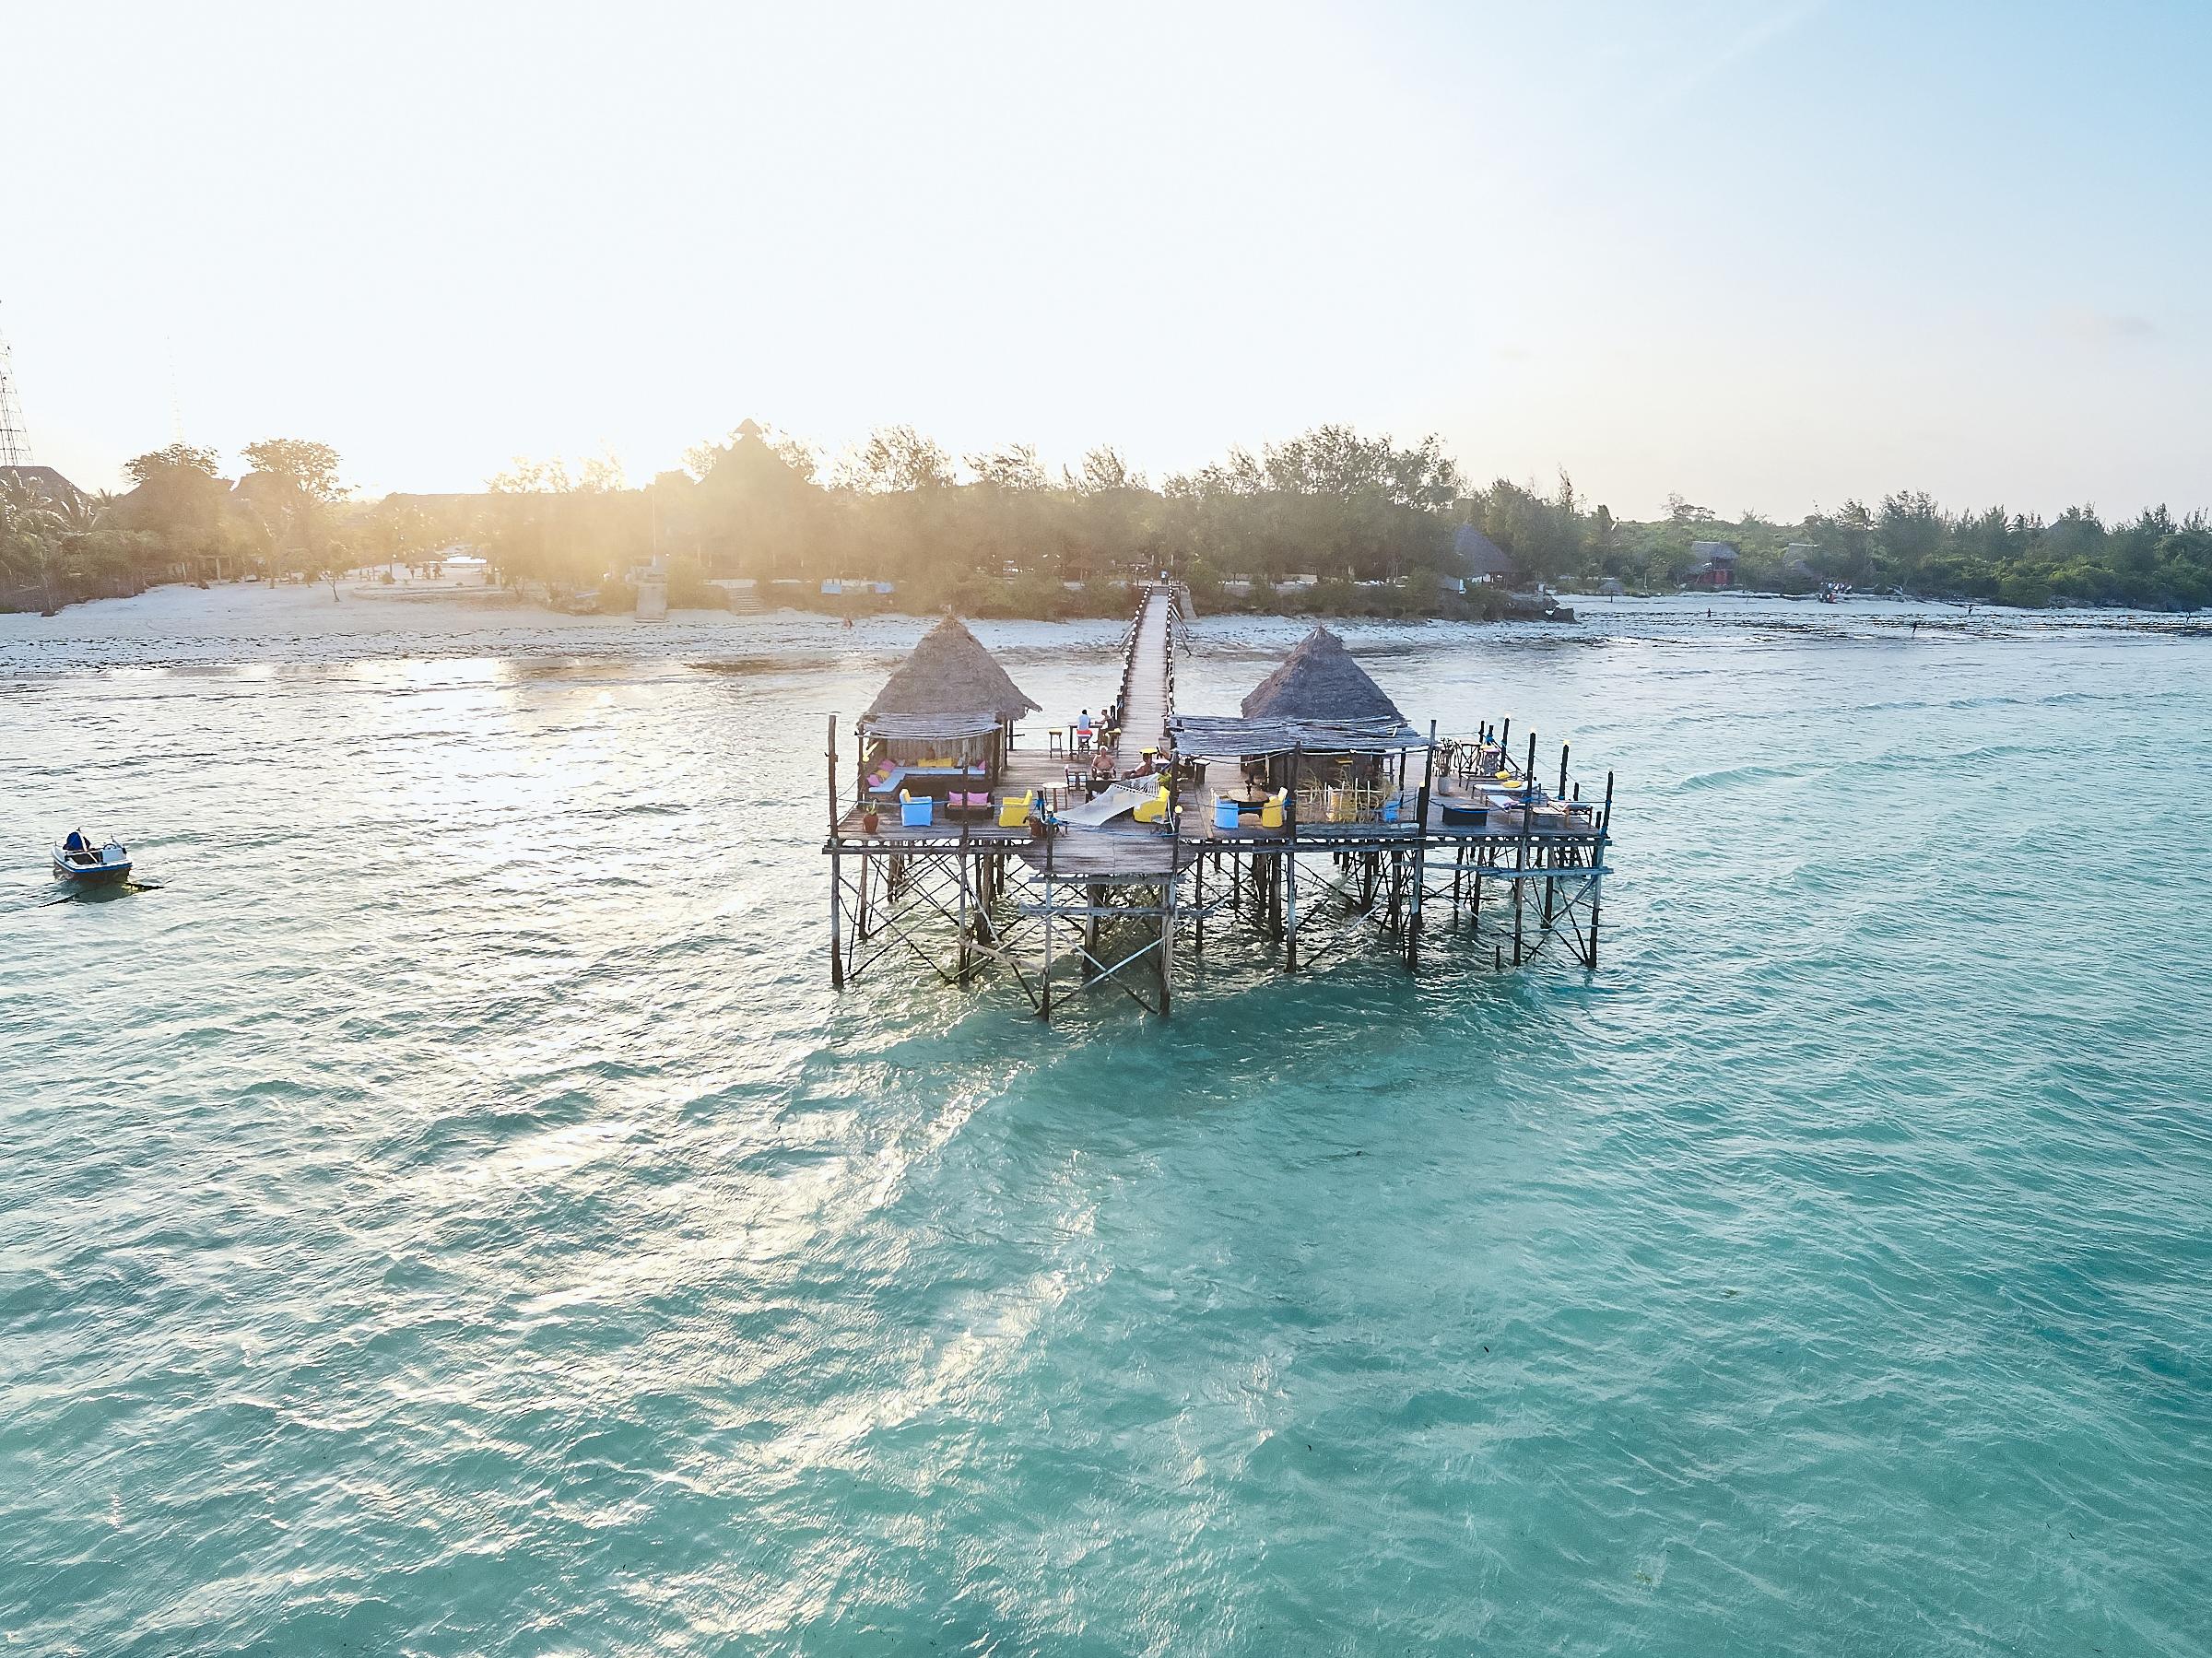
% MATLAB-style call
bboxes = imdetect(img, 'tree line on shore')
[6,421,2209,613]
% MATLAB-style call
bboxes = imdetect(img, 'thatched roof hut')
[864,615,1040,726]
[0,465,88,511]
[1454,523,1516,583]
[1241,626,1405,723]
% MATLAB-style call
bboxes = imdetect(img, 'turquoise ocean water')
[3,594,2208,1654]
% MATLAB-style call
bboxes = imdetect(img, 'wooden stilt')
[1541,742,1568,934]
[1408,720,1434,969]
[828,715,844,988]
[1194,851,1206,954]
[1588,770,1613,970]
[1160,864,1177,1017]
[1512,731,1535,966]
[1040,822,1055,1017]
[957,826,971,983]
[1285,747,1302,971]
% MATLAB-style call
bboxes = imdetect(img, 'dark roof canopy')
[1241,626,1406,723]
[1171,714,1424,758]
[863,614,1040,726]
[0,464,86,510]
[1454,523,1515,578]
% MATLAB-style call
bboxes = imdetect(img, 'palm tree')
[0,476,67,611]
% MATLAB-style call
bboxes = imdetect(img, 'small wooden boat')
[53,829,133,885]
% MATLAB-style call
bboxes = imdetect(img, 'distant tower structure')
[0,309,30,466]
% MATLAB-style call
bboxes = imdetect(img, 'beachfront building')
[821,585,1616,1018]
[1455,523,1518,586]
[1687,540,1739,589]
[0,464,87,511]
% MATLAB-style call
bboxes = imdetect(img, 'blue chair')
[900,790,933,828]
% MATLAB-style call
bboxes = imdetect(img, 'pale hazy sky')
[9,1,2208,518]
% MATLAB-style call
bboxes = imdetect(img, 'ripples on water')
[2,594,2209,1654]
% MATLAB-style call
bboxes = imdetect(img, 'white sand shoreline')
[0,580,2194,677]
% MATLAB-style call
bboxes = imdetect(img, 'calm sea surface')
[3,592,2208,1655]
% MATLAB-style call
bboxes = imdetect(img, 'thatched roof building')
[864,615,1039,727]
[0,464,87,511]
[1241,626,1405,723]
[1454,523,1516,583]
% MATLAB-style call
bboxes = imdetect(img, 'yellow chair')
[1133,784,1171,825]
[996,790,1035,829]
[1258,788,1288,830]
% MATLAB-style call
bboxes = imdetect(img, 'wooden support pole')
[1160,868,1176,1017]
[957,825,972,983]
[1589,770,1614,970]
[1040,819,1055,1017]
[1408,721,1435,969]
[1286,747,1302,971]
[828,715,845,988]
[1512,731,1535,966]
[1194,851,1206,954]
[1542,742,1567,933]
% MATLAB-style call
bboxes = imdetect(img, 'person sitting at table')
[1076,710,1093,748]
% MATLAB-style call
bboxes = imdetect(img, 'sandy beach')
[3,580,2195,678]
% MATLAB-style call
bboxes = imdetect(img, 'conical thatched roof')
[1454,523,1516,579]
[1241,626,1405,723]
[865,614,1040,723]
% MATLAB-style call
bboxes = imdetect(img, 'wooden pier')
[824,582,1614,1017]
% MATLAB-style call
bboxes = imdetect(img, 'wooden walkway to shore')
[1117,584,1173,756]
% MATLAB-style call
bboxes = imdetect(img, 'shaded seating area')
[1166,625,1431,838]
[866,758,990,800]
[1225,626,1420,811]
[1168,623,1424,835]
[857,615,1041,789]
[850,614,1044,832]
